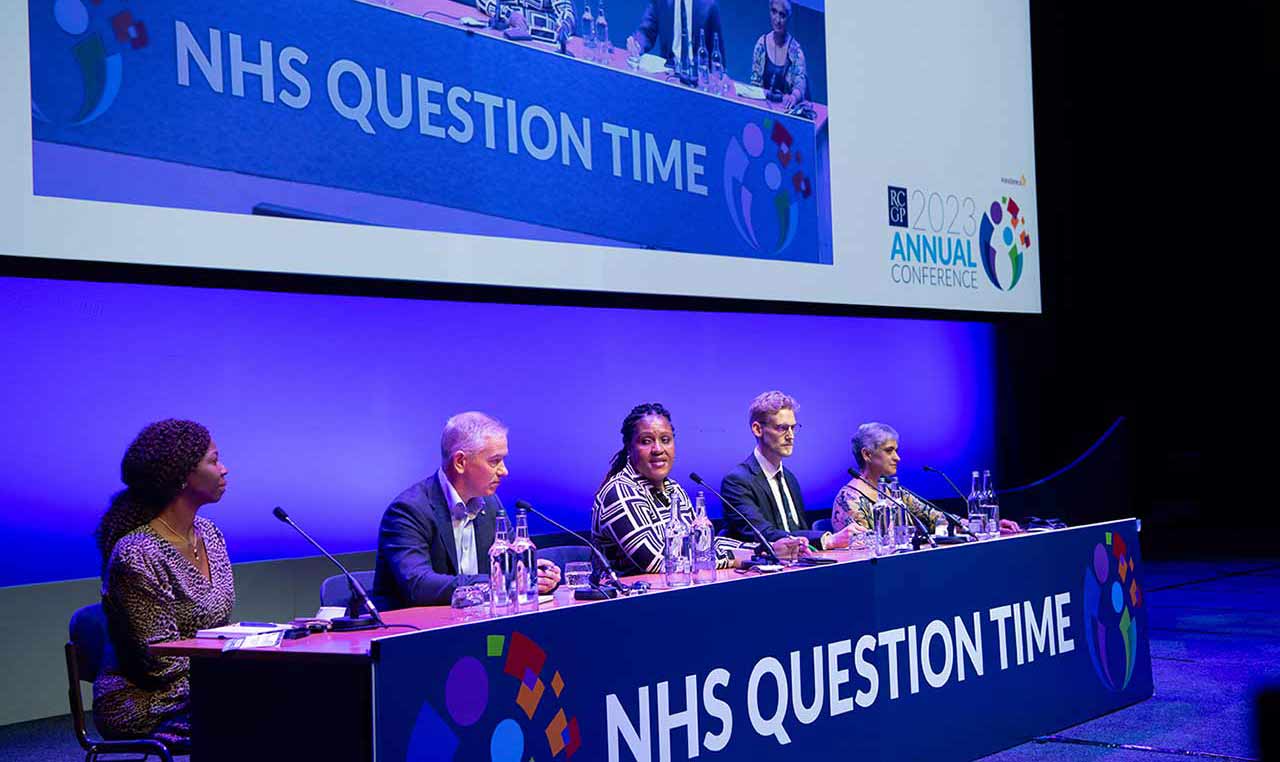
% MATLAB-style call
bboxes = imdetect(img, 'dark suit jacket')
[633,0,725,65]
[372,476,500,608]
[720,454,824,544]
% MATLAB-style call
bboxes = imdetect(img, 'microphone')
[513,499,644,596]
[923,465,974,507]
[272,506,385,631]
[898,482,971,537]
[847,468,936,549]
[688,472,782,564]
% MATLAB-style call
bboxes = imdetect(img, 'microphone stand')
[515,500,649,597]
[899,483,973,539]
[847,468,936,550]
[272,506,385,631]
[688,472,783,565]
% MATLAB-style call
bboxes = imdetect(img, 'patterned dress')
[750,33,808,100]
[592,462,747,575]
[832,480,944,534]
[94,516,235,749]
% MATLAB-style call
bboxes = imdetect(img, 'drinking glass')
[564,561,593,589]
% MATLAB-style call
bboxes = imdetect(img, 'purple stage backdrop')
[0,276,993,587]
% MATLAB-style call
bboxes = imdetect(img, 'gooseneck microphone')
[923,465,971,504]
[847,468,937,549]
[688,472,782,564]
[272,506,385,631]
[512,499,644,595]
[899,482,971,536]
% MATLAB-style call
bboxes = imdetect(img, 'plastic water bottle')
[691,491,716,584]
[595,2,610,58]
[511,505,538,611]
[966,470,986,537]
[488,509,514,615]
[981,469,1001,538]
[710,32,724,93]
[581,3,595,57]
[662,497,692,587]
[697,29,710,90]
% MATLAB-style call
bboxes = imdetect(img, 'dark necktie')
[774,472,794,530]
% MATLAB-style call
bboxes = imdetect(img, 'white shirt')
[673,0,693,64]
[437,469,481,575]
[753,447,799,532]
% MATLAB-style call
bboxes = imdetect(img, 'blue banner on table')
[371,520,1152,761]
[29,0,827,264]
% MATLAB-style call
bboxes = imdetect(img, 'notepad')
[196,623,289,639]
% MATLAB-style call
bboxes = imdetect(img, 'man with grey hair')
[373,412,560,608]
[721,391,856,551]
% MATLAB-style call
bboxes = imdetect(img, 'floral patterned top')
[832,479,944,534]
[95,516,234,748]
[750,33,808,100]
[592,461,748,575]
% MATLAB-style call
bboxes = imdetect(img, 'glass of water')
[564,561,593,590]
[451,582,490,617]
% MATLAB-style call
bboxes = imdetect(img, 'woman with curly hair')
[92,419,233,752]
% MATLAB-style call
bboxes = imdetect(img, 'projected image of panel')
[28,0,834,265]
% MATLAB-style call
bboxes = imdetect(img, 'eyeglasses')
[768,423,802,434]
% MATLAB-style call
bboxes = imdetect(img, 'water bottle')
[662,496,692,587]
[710,32,724,93]
[488,509,514,615]
[697,29,710,91]
[691,491,716,584]
[890,477,908,547]
[581,3,595,56]
[981,469,1001,538]
[966,471,986,537]
[872,480,895,557]
[595,2,610,58]
[511,505,539,611]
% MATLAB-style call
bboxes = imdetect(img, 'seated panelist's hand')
[998,519,1022,535]
[536,559,561,593]
[824,523,861,549]
[782,92,799,110]
[773,536,809,560]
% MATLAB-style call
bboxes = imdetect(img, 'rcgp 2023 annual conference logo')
[887,185,1033,293]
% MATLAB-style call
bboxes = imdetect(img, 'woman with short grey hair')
[832,422,942,533]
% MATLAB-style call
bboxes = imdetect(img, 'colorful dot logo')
[723,119,812,256]
[976,196,1031,291]
[1082,532,1143,692]
[30,0,149,126]
[409,631,582,761]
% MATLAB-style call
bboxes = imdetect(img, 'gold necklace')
[154,516,200,563]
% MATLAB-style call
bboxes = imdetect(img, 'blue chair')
[67,603,174,761]
[537,545,593,570]
[813,518,833,533]
[319,571,376,610]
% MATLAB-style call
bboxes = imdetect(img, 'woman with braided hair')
[92,419,234,752]
[591,403,747,576]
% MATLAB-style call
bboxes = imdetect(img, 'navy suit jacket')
[633,0,725,65]
[720,454,824,544]
[372,476,500,608]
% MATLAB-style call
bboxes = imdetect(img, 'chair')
[67,603,174,761]
[536,545,593,570]
[813,518,833,533]
[319,571,376,610]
